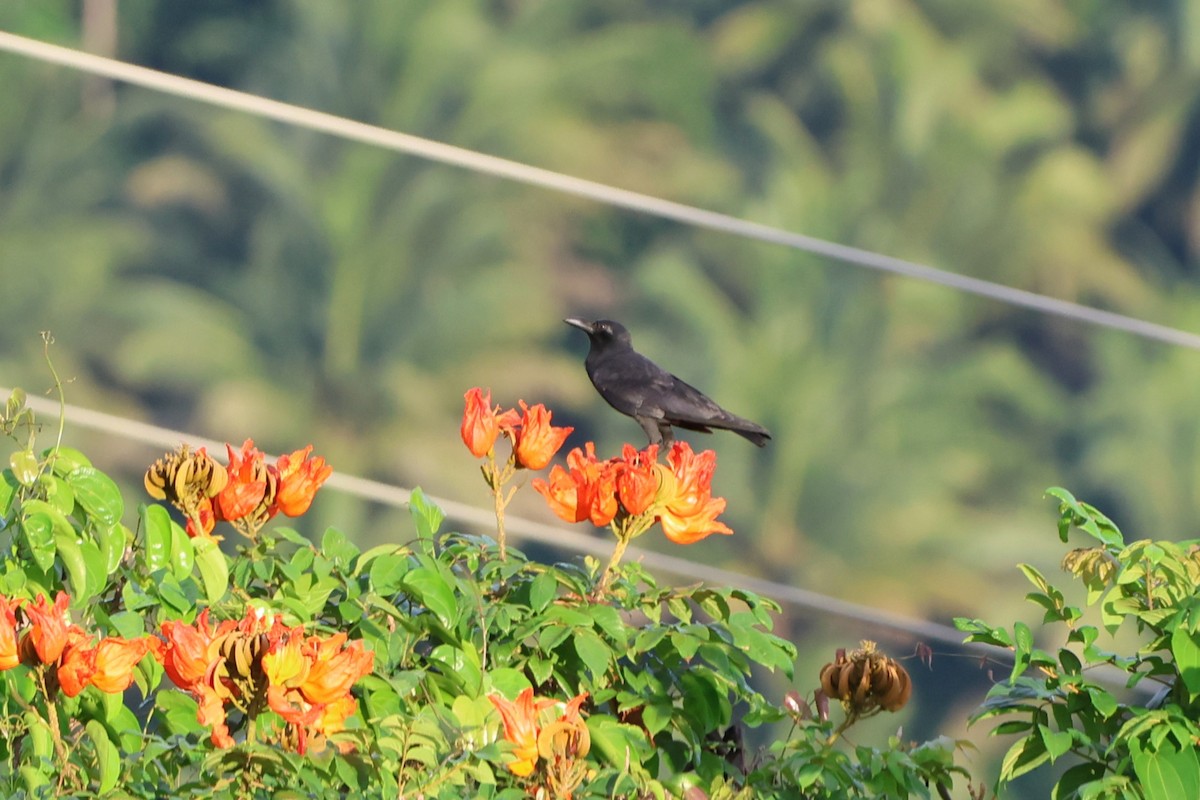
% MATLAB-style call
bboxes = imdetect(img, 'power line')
[2,31,1200,351]
[6,387,968,647]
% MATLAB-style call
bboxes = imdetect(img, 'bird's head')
[564,318,632,347]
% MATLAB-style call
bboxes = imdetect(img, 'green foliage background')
[3,2,1200,794]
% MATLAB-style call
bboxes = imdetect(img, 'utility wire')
[2,31,1200,351]
[6,387,969,648]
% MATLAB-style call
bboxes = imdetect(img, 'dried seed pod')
[144,445,229,512]
[817,640,912,715]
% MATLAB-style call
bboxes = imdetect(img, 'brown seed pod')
[816,640,912,715]
[144,445,229,512]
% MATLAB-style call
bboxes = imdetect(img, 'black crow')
[564,318,771,447]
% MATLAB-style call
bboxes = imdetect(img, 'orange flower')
[22,592,73,665]
[56,631,95,697]
[461,388,515,458]
[657,442,733,544]
[315,693,358,736]
[489,687,554,777]
[214,439,273,522]
[488,689,590,778]
[264,635,309,690]
[158,610,218,691]
[511,401,573,470]
[533,444,619,527]
[0,595,19,671]
[615,444,660,516]
[195,683,234,748]
[300,633,375,706]
[89,636,153,694]
[274,445,333,517]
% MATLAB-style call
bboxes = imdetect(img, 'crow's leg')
[657,421,675,449]
[636,416,663,446]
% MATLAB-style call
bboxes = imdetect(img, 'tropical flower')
[615,444,660,516]
[510,401,573,470]
[657,442,733,544]
[214,439,276,526]
[21,592,74,665]
[264,629,374,755]
[488,688,590,779]
[56,631,95,697]
[273,445,333,517]
[88,636,154,693]
[299,633,375,706]
[461,387,519,458]
[0,595,19,671]
[158,609,218,691]
[488,687,556,777]
[533,443,619,527]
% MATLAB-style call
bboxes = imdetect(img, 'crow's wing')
[588,350,725,421]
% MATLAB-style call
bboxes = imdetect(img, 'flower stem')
[488,453,509,561]
[594,531,632,599]
[34,668,70,767]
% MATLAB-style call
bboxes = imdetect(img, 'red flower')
[511,401,573,470]
[274,445,332,517]
[461,388,519,458]
[657,442,733,544]
[533,443,619,527]
[615,444,660,516]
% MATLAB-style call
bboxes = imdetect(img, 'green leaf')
[586,715,649,769]
[192,536,229,605]
[402,567,458,628]
[573,630,612,680]
[85,719,120,794]
[368,553,410,595]
[156,690,202,736]
[139,504,172,574]
[5,388,27,420]
[47,446,91,475]
[1172,624,1200,700]
[529,571,557,613]
[95,523,127,575]
[10,450,39,486]
[67,467,124,527]
[485,668,530,699]
[0,470,18,517]
[1039,726,1074,762]
[168,520,195,581]
[409,488,445,540]
[1000,734,1050,781]
[321,527,359,564]
[39,474,74,517]
[19,510,58,572]
[1052,762,1106,800]
[1133,741,1200,800]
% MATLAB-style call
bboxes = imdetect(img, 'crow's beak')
[563,318,594,333]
